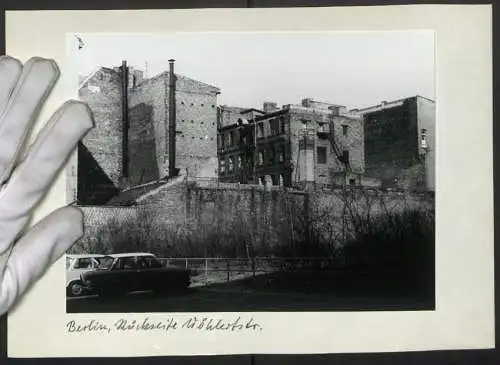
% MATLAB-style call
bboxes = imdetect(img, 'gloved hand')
[0,56,93,315]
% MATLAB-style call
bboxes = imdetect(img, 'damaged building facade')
[67,57,435,204]
[217,95,435,192]
[70,60,221,205]
[216,98,365,189]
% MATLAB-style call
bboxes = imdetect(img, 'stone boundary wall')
[72,181,434,255]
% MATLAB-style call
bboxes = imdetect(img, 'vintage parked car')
[66,254,106,297]
[80,252,191,298]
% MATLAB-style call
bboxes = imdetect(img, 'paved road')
[67,287,431,313]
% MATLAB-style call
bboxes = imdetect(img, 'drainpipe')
[168,59,177,177]
[121,60,129,180]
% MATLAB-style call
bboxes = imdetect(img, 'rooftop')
[141,70,221,94]
[108,253,156,258]
[78,65,220,94]
[352,95,435,113]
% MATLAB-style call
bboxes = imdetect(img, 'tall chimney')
[121,60,129,180]
[168,59,178,177]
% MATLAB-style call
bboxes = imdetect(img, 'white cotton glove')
[0,56,93,315]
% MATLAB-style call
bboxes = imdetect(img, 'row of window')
[219,146,349,173]
[257,116,287,138]
[218,120,351,151]
[256,145,286,166]
[219,145,287,175]
[219,154,245,175]
[302,120,350,137]
[219,130,239,149]
[218,116,288,149]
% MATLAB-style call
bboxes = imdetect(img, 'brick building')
[217,98,365,189]
[70,61,221,205]
[352,95,435,192]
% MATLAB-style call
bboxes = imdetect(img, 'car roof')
[67,254,106,259]
[109,253,156,258]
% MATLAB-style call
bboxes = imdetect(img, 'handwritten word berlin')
[66,316,262,334]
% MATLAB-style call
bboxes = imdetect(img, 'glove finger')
[0,206,83,316]
[0,57,59,185]
[0,100,93,255]
[0,56,23,117]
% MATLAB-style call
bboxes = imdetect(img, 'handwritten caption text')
[66,316,263,334]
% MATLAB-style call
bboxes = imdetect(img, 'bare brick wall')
[74,182,307,254]
[128,103,160,186]
[334,114,365,174]
[129,72,220,178]
[139,181,304,228]
[129,76,167,184]
[311,188,432,217]
[77,68,124,204]
[74,181,433,256]
[139,182,188,226]
[79,69,123,185]
[143,182,307,255]
[175,75,219,177]
[363,97,422,189]
[69,206,138,253]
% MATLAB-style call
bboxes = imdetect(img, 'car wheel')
[67,281,84,297]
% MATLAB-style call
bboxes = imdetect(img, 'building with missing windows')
[352,95,435,192]
[217,98,365,189]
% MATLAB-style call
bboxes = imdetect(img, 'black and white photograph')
[65,31,436,314]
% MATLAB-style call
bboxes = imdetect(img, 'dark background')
[0,0,497,364]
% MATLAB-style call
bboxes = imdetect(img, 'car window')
[137,257,149,269]
[74,258,93,269]
[90,258,101,269]
[66,257,73,270]
[137,256,163,269]
[115,257,137,270]
[147,257,164,269]
[98,256,115,270]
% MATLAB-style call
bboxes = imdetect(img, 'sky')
[71,31,435,110]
